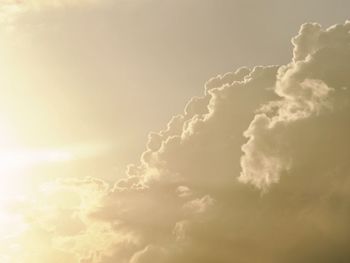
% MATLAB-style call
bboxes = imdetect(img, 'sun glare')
[0,122,77,243]
[0,148,74,173]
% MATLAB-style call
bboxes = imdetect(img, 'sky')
[0,0,350,262]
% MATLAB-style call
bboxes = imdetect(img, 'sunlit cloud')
[1,14,350,262]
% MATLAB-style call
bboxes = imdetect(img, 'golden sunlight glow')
[0,147,73,238]
[0,122,79,245]
[1,0,348,261]
[0,149,74,173]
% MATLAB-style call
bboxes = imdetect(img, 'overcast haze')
[0,1,350,262]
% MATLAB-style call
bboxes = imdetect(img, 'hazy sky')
[1,1,350,262]
[1,0,349,171]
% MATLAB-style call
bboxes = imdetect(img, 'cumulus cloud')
[6,21,350,263]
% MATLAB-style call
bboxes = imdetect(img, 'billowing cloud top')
[5,21,350,263]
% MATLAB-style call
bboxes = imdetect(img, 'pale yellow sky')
[1,0,348,168]
[0,1,350,262]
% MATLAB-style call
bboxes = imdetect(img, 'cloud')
[6,21,350,263]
